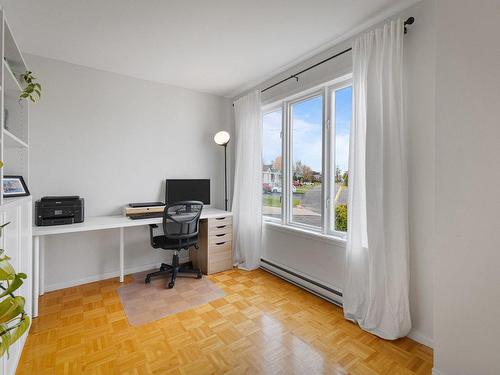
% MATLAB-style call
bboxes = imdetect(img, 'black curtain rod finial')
[404,16,415,34]
[404,16,415,26]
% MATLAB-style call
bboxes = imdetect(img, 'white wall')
[433,0,500,374]
[404,0,436,347]
[27,55,232,290]
[241,0,436,347]
[262,226,347,292]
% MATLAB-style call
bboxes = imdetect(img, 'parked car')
[264,183,296,193]
[271,185,282,193]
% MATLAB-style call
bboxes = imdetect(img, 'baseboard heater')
[260,258,343,307]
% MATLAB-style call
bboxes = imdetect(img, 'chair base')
[145,254,202,289]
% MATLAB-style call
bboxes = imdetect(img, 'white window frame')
[326,79,353,238]
[261,106,284,224]
[262,74,352,240]
[286,89,325,232]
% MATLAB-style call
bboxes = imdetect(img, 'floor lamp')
[214,131,230,211]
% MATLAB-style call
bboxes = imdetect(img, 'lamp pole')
[214,130,231,211]
[224,143,228,211]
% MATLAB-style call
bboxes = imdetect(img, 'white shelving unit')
[0,8,33,375]
[4,128,28,148]
[1,12,30,205]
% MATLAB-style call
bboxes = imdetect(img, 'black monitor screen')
[165,179,210,205]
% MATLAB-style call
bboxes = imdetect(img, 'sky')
[262,86,352,173]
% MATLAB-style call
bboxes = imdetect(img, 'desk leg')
[40,236,45,295]
[33,235,40,318]
[119,227,124,282]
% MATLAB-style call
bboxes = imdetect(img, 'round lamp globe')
[214,131,230,146]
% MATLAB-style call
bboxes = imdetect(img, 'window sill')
[263,220,347,248]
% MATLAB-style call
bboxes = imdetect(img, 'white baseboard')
[432,368,446,375]
[260,257,343,306]
[408,329,434,348]
[44,262,160,292]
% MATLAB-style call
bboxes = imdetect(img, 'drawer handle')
[216,225,226,229]
[215,217,226,220]
[215,234,226,237]
[215,241,226,245]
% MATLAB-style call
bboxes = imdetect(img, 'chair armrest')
[149,224,158,247]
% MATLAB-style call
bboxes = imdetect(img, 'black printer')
[35,196,85,226]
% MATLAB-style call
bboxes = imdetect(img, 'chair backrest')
[162,201,203,240]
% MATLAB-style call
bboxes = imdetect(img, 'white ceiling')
[0,0,413,97]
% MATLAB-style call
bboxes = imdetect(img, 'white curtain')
[343,18,411,339]
[232,90,262,270]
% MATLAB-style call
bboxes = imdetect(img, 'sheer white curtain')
[232,90,262,270]
[343,18,411,339]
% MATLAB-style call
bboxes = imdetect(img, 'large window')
[262,77,352,238]
[262,109,283,219]
[291,95,323,228]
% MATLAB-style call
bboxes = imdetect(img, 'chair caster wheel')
[196,273,202,279]
[145,276,151,284]
[167,282,175,289]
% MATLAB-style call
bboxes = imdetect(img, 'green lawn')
[263,197,300,207]
[294,183,321,194]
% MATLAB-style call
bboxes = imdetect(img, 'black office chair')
[145,201,203,289]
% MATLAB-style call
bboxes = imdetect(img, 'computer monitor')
[165,179,210,205]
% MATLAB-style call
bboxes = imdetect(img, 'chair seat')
[152,235,198,250]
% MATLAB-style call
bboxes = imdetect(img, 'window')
[262,77,352,238]
[330,85,352,233]
[262,109,283,219]
[291,95,323,228]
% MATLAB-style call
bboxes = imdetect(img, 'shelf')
[3,60,23,92]
[3,129,28,148]
[3,19,28,74]
[0,12,30,209]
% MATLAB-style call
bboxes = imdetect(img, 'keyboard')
[128,212,163,220]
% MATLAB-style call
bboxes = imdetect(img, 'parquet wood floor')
[17,269,433,374]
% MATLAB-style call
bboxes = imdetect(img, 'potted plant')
[19,71,41,102]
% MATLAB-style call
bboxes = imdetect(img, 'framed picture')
[3,175,30,198]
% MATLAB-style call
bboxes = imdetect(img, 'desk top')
[33,208,232,236]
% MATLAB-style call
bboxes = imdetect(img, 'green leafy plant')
[335,204,348,232]
[19,71,41,102]
[0,160,30,357]
[334,171,349,232]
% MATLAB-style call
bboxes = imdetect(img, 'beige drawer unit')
[209,215,232,228]
[191,215,233,275]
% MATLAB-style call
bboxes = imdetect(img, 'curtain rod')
[258,16,414,95]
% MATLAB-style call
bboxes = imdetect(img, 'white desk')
[32,208,231,317]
